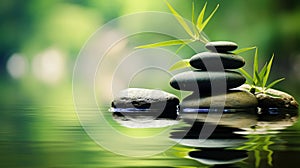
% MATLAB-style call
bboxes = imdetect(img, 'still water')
[1,105,300,168]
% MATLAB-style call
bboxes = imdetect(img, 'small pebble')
[205,41,238,53]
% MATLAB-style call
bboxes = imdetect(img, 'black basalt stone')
[189,52,245,70]
[205,41,238,53]
[169,70,246,92]
[111,88,179,119]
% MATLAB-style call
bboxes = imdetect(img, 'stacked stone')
[170,41,258,112]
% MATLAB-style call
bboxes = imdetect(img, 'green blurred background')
[1,0,300,104]
[1,0,300,167]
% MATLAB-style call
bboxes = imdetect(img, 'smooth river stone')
[111,88,179,119]
[205,41,238,53]
[180,90,258,109]
[189,52,245,70]
[238,84,299,110]
[169,70,246,91]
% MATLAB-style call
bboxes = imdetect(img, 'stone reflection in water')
[111,111,179,128]
[188,149,248,166]
[236,109,298,167]
[170,119,248,148]
[183,110,258,129]
[238,108,298,134]
[170,119,248,166]
[170,108,298,167]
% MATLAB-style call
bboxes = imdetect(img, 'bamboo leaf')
[199,33,209,43]
[198,4,219,31]
[262,54,274,88]
[258,62,267,80]
[136,39,192,49]
[232,46,256,55]
[253,48,259,83]
[239,68,253,83]
[196,2,207,31]
[166,1,194,38]
[176,39,195,53]
[176,43,190,54]
[169,59,191,71]
[191,2,199,37]
[192,1,196,24]
[265,78,285,90]
[176,44,186,53]
[254,70,262,86]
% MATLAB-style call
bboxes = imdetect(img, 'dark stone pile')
[170,41,258,112]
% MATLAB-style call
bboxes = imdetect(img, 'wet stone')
[189,52,245,70]
[205,41,238,53]
[238,84,299,110]
[180,90,258,110]
[169,70,246,92]
[111,88,179,119]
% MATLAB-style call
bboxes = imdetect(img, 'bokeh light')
[32,48,66,85]
[6,53,28,79]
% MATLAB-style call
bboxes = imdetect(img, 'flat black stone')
[205,41,238,53]
[189,52,245,70]
[111,88,179,119]
[169,70,246,91]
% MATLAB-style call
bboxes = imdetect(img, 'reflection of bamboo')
[235,135,274,168]
[263,136,274,166]
[254,150,261,168]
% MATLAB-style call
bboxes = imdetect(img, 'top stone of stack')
[205,41,238,53]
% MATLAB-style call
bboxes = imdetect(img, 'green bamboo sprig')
[239,48,285,93]
[136,1,219,50]
[135,1,284,92]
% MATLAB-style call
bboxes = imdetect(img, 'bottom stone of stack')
[181,90,258,113]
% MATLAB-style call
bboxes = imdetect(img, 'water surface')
[1,105,299,167]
